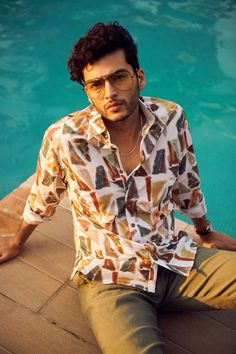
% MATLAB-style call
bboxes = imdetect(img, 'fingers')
[0,253,10,263]
[0,248,13,263]
[0,236,21,264]
[0,249,20,263]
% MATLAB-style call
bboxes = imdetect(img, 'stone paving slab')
[201,309,236,330]
[37,207,75,249]
[185,223,196,237]
[11,186,31,201]
[19,174,35,190]
[163,339,192,354]
[40,283,98,346]
[0,346,13,354]
[159,311,236,354]
[173,217,189,234]
[0,294,99,354]
[17,229,75,282]
[0,258,62,312]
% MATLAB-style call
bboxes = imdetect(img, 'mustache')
[104,100,126,110]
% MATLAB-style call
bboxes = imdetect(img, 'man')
[0,22,235,354]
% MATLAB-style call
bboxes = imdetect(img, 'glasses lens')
[110,71,133,91]
[85,79,104,97]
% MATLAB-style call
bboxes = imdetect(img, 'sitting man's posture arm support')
[192,216,236,251]
[0,220,37,263]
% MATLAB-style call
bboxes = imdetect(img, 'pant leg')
[159,247,236,311]
[78,282,165,354]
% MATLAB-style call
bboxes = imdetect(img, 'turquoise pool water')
[0,0,235,236]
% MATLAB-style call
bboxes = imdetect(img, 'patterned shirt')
[23,96,206,292]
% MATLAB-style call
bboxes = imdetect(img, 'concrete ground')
[0,175,235,354]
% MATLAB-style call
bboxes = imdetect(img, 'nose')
[103,79,117,99]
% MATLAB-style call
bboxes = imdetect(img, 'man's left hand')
[194,231,236,251]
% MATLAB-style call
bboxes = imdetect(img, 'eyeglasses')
[83,69,134,98]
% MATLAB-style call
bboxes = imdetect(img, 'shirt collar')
[87,105,107,143]
[86,97,167,145]
[139,98,166,141]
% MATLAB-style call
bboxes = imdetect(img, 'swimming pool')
[0,0,235,236]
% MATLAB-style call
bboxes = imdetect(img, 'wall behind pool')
[0,0,235,236]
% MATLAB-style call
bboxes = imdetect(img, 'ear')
[137,68,146,89]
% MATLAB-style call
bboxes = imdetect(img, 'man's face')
[83,49,146,123]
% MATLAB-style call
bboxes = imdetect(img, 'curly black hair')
[67,22,139,85]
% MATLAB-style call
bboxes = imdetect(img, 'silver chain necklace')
[120,114,143,156]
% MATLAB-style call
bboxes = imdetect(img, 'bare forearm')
[14,219,38,246]
[191,215,236,251]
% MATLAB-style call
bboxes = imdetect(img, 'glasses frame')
[83,69,135,98]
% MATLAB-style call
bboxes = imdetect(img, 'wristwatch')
[195,220,213,236]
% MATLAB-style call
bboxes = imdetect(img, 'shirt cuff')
[177,197,207,219]
[23,201,52,225]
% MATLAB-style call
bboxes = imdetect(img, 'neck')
[104,106,144,160]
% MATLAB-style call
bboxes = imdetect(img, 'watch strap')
[195,220,212,236]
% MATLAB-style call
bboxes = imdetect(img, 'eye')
[87,80,103,91]
[113,72,128,81]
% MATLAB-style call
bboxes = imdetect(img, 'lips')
[105,101,123,111]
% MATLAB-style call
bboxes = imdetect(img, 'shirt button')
[131,223,135,228]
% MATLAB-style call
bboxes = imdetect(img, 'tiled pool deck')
[0,175,236,354]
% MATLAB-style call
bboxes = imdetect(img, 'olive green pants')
[78,247,236,354]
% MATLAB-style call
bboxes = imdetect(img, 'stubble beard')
[103,89,140,124]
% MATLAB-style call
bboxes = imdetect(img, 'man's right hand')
[0,236,23,263]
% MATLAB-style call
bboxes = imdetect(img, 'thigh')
[161,247,236,310]
[78,282,164,354]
